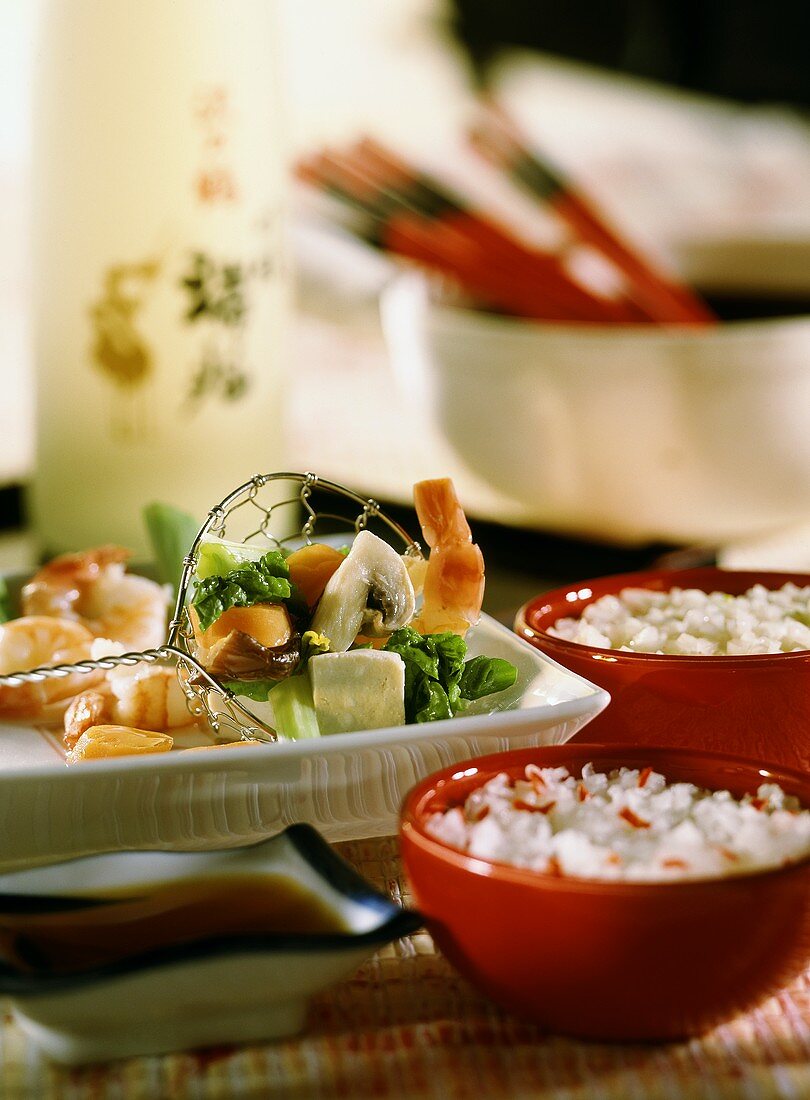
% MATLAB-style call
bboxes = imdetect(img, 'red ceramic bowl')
[515,568,810,771]
[400,743,810,1042]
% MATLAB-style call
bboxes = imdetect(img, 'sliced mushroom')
[310,531,415,652]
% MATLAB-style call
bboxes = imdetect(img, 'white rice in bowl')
[548,583,810,655]
[425,764,810,882]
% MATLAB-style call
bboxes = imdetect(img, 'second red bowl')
[400,743,810,1041]
[515,567,810,770]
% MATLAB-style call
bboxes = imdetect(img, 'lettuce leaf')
[223,628,329,735]
[192,551,292,632]
[383,627,517,724]
[458,655,519,701]
[222,672,320,739]
[0,577,11,624]
[412,677,454,723]
[268,671,321,740]
[222,678,277,702]
[143,502,199,592]
[195,538,272,581]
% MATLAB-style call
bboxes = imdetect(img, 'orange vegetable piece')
[286,543,346,609]
[199,603,292,650]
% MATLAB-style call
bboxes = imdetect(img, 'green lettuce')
[195,538,273,581]
[143,502,199,592]
[224,671,321,739]
[192,551,292,633]
[0,577,11,624]
[459,654,520,701]
[222,678,278,702]
[383,626,517,724]
[267,671,321,740]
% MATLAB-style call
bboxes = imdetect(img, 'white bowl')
[381,272,810,545]
[0,824,421,1064]
[0,612,608,868]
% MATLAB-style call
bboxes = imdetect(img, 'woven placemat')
[3,836,810,1100]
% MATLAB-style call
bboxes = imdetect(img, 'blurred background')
[3,0,810,614]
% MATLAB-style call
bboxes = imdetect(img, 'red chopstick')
[298,151,594,321]
[300,138,647,323]
[469,103,715,326]
[353,138,645,323]
[297,152,551,318]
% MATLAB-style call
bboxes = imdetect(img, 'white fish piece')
[310,649,405,735]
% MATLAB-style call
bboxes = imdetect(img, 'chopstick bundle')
[469,102,715,326]
[297,149,540,316]
[354,139,650,323]
[297,150,558,319]
[296,140,646,324]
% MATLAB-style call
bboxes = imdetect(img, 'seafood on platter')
[0,617,102,719]
[21,545,169,651]
[410,478,485,636]
[66,724,173,765]
[1,476,517,762]
[0,548,170,727]
[63,662,193,750]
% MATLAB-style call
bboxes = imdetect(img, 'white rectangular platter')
[0,614,609,870]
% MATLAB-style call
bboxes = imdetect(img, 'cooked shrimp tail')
[411,478,485,636]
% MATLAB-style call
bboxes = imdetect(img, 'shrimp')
[0,617,102,718]
[410,478,485,636]
[66,725,173,765]
[63,663,194,749]
[21,546,169,650]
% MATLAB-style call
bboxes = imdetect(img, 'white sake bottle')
[31,0,290,555]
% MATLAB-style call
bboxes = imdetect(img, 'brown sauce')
[1,873,349,976]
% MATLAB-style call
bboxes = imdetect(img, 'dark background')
[449,0,810,106]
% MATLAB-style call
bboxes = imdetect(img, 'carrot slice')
[200,603,291,650]
[287,544,346,609]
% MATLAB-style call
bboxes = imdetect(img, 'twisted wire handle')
[0,645,188,688]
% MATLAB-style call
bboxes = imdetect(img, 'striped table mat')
[3,835,810,1099]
